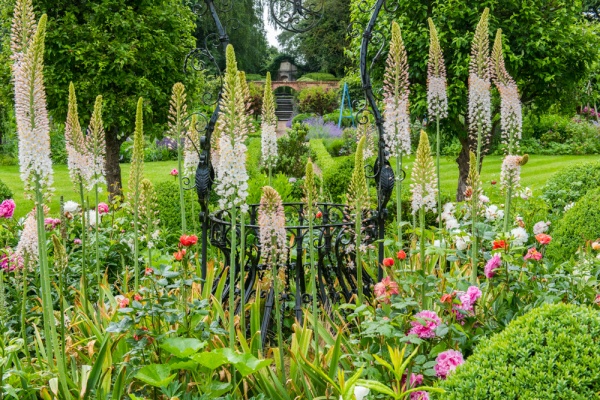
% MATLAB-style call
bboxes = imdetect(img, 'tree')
[277,0,351,77]
[32,0,198,197]
[349,0,599,199]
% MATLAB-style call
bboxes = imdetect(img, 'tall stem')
[268,164,272,187]
[177,145,186,233]
[239,216,246,340]
[395,155,403,247]
[133,199,139,291]
[470,190,478,284]
[503,129,515,232]
[476,123,483,173]
[308,211,318,360]
[94,185,100,291]
[229,206,238,350]
[272,260,285,384]
[79,182,88,310]
[436,118,442,231]
[20,261,30,361]
[419,207,427,308]
[355,206,363,303]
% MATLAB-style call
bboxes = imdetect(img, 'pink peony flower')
[484,254,502,278]
[170,168,179,176]
[0,199,16,219]
[0,248,24,272]
[594,294,600,305]
[409,310,441,338]
[44,218,61,230]
[435,349,464,379]
[453,286,482,320]
[410,373,423,387]
[524,247,542,261]
[411,392,430,400]
[374,276,400,304]
[97,202,110,215]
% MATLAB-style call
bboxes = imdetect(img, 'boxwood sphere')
[439,303,600,399]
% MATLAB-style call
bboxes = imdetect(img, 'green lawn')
[2,154,599,219]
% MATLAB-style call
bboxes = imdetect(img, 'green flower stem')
[396,154,403,248]
[308,211,319,361]
[272,250,285,384]
[94,184,100,292]
[470,190,478,285]
[239,215,246,340]
[503,129,515,232]
[419,207,427,308]
[229,206,238,351]
[476,123,483,175]
[177,144,186,233]
[268,164,272,187]
[20,257,30,362]
[355,207,363,304]
[436,118,442,231]
[35,181,69,395]
[79,182,88,310]
[133,199,139,291]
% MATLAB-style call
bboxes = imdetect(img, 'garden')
[1,0,600,399]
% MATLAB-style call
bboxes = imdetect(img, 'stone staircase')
[275,94,294,121]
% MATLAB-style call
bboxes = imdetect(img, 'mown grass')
[1,154,599,219]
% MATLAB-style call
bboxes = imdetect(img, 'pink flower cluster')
[0,248,24,272]
[409,310,441,338]
[44,218,61,230]
[453,286,482,320]
[484,254,502,278]
[0,199,15,219]
[435,349,464,379]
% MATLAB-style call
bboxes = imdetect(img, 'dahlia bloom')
[435,349,464,379]
[409,310,441,339]
[484,253,502,278]
[492,239,507,250]
[535,234,551,245]
[374,276,400,304]
[524,248,542,261]
[511,227,529,246]
[0,199,16,219]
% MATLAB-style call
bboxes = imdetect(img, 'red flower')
[492,240,507,250]
[118,297,129,309]
[179,235,198,247]
[595,294,600,305]
[491,180,497,185]
[316,211,323,218]
[396,250,407,260]
[134,294,142,301]
[173,249,187,261]
[383,257,394,267]
[535,234,552,245]
[144,267,153,276]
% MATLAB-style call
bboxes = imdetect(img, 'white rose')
[532,221,550,235]
[63,200,80,213]
[510,227,529,246]
[485,205,504,222]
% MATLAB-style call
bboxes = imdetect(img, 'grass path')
[1,154,599,219]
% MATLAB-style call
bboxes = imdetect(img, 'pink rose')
[74,238,82,245]
[0,199,16,219]
[524,247,543,261]
[170,168,178,176]
[408,310,441,339]
[97,202,110,215]
[373,276,400,304]
[484,254,502,278]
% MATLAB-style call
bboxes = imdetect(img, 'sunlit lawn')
[1,154,599,219]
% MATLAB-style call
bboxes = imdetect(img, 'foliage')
[0,178,13,201]
[323,157,355,202]
[309,139,336,172]
[291,113,315,124]
[297,72,339,81]
[440,303,600,399]
[547,187,600,260]
[154,180,195,233]
[277,0,351,77]
[542,161,600,211]
[323,111,354,128]
[274,123,310,177]
[305,116,344,139]
[297,87,339,115]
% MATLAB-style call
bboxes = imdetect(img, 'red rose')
[396,250,407,260]
[383,257,394,267]
[144,267,153,276]
[535,234,552,245]
[440,293,454,303]
[316,211,323,218]
[180,235,198,247]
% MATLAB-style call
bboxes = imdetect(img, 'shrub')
[297,87,338,115]
[247,82,264,119]
[292,113,315,125]
[154,181,196,233]
[0,179,13,201]
[304,116,343,139]
[50,124,68,164]
[542,161,600,211]
[323,112,354,128]
[245,74,263,81]
[274,123,309,178]
[323,138,346,157]
[440,303,600,399]
[297,72,339,81]
[323,157,354,202]
[309,139,336,172]
[546,187,600,260]
[247,173,294,204]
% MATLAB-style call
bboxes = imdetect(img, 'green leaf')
[355,379,396,398]
[190,351,229,370]
[135,364,176,388]
[218,348,273,377]
[160,337,206,358]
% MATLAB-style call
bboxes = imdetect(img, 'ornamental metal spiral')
[183,0,401,345]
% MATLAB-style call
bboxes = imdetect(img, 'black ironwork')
[183,0,402,344]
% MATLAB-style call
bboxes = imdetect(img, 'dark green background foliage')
[297,87,339,115]
[155,181,196,233]
[546,187,600,260]
[542,161,600,211]
[440,303,600,399]
[0,178,13,201]
[322,157,354,202]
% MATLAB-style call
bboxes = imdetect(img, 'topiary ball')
[0,179,13,201]
[542,161,600,211]
[439,303,600,399]
[546,187,600,260]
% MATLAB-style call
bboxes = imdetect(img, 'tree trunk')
[456,136,470,202]
[105,128,124,201]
